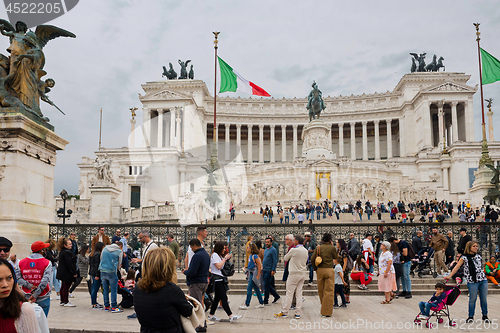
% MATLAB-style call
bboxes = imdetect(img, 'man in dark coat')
[456,227,472,255]
[445,231,455,265]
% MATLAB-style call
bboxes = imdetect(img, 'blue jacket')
[262,246,278,272]
[98,244,123,273]
[183,248,210,285]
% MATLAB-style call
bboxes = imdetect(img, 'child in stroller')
[448,254,464,285]
[411,247,437,278]
[414,282,461,328]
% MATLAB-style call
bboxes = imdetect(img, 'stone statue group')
[0,19,75,120]
[162,59,194,80]
[410,53,445,72]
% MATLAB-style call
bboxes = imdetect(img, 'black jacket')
[412,235,423,254]
[457,234,472,255]
[445,236,455,258]
[134,282,193,333]
[45,249,58,267]
[56,248,77,282]
[89,252,101,277]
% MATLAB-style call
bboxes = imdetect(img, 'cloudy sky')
[1,0,499,195]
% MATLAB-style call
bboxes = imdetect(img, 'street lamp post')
[57,189,73,235]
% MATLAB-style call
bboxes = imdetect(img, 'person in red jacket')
[16,241,52,317]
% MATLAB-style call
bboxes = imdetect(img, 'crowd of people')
[1,217,499,332]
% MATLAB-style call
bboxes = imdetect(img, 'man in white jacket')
[274,234,308,319]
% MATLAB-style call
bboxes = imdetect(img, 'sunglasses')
[0,248,10,253]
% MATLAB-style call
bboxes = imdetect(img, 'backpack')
[346,255,354,271]
[407,242,415,259]
[221,260,235,277]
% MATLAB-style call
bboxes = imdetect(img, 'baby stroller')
[414,284,461,328]
[117,280,134,309]
[410,247,438,278]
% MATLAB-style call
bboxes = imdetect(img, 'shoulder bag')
[315,245,323,266]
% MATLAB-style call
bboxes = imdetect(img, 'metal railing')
[49,222,499,273]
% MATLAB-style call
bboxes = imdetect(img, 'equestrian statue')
[307,81,326,122]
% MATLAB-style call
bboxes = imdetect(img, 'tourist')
[111,229,121,244]
[484,255,500,287]
[373,235,382,263]
[69,232,78,255]
[417,282,447,320]
[362,234,374,273]
[8,254,20,271]
[388,236,412,298]
[449,253,464,285]
[98,241,124,313]
[445,231,455,265]
[315,203,321,220]
[336,239,351,304]
[240,243,265,309]
[269,206,274,223]
[207,241,241,322]
[167,234,179,267]
[348,233,359,261]
[412,231,424,254]
[378,241,396,304]
[183,238,210,331]
[297,212,304,224]
[279,209,284,224]
[17,241,52,317]
[351,255,372,289]
[304,232,316,286]
[56,237,77,307]
[255,240,265,290]
[69,245,90,296]
[244,235,253,271]
[284,208,290,223]
[185,227,206,268]
[390,242,402,296]
[134,247,193,333]
[89,242,104,310]
[91,227,111,254]
[44,239,60,300]
[311,233,338,317]
[457,227,472,256]
[333,257,348,308]
[429,227,449,276]
[262,237,280,305]
[290,207,296,220]
[446,241,489,323]
[0,258,45,333]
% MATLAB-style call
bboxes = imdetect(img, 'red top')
[18,257,51,297]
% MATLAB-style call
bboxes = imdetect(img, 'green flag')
[480,48,500,85]
[218,57,237,93]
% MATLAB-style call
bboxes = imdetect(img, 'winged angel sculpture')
[0,20,75,120]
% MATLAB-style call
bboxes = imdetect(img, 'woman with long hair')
[240,243,264,309]
[244,235,253,270]
[134,247,193,333]
[207,241,241,322]
[351,254,372,289]
[56,237,77,307]
[0,258,42,332]
[69,245,90,296]
[336,239,351,303]
[377,241,397,304]
[89,242,105,310]
[390,242,402,298]
[446,241,489,323]
[310,233,338,317]
[44,239,60,300]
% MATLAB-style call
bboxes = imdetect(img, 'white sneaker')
[207,315,220,321]
[64,303,76,307]
[255,304,264,308]
[239,305,249,310]
[230,314,242,322]
[418,314,429,320]
[56,295,60,300]
[308,282,313,286]
[69,293,74,298]
[206,320,214,325]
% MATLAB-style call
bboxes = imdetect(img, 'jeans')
[317,211,321,220]
[245,273,263,306]
[285,216,289,223]
[419,301,439,317]
[335,212,339,220]
[49,266,60,293]
[269,216,273,223]
[402,261,412,292]
[334,284,346,306]
[367,213,371,220]
[308,264,314,283]
[280,218,283,224]
[359,213,362,221]
[35,297,50,318]
[467,279,488,317]
[291,213,295,220]
[101,271,118,308]
[263,270,280,303]
[91,276,102,305]
[306,212,310,220]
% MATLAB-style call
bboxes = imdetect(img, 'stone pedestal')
[301,119,335,160]
[0,110,68,258]
[89,186,121,223]
[469,165,495,206]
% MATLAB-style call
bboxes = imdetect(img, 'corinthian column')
[451,102,458,143]
[293,124,298,159]
[236,124,242,163]
[157,109,164,147]
[399,117,405,157]
[362,121,368,160]
[225,123,230,162]
[350,122,356,160]
[338,123,344,156]
[374,120,380,160]
[259,124,264,163]
[281,125,287,161]
[438,104,444,150]
[247,124,253,163]
[386,119,392,158]
[175,111,182,150]
[270,124,275,162]
[170,110,175,146]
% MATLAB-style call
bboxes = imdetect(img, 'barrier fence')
[49,222,499,273]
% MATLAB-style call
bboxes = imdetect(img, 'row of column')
[214,119,402,163]
[142,108,182,148]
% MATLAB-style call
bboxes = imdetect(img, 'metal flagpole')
[474,23,493,166]
[99,108,103,150]
[211,32,220,170]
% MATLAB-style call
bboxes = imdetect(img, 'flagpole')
[211,31,220,170]
[474,23,493,166]
[99,108,102,150]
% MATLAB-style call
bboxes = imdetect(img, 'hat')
[31,241,50,253]
[459,227,467,232]
[0,237,12,248]
[304,232,311,236]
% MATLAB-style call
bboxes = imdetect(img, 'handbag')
[221,260,235,277]
[315,246,323,266]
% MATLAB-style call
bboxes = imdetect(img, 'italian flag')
[218,57,270,97]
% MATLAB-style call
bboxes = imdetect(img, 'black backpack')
[406,241,416,259]
[221,260,235,277]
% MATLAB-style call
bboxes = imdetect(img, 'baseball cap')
[0,237,12,248]
[304,232,311,236]
[31,241,50,253]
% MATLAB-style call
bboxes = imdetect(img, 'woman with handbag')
[207,241,241,322]
[240,243,265,309]
[311,233,338,317]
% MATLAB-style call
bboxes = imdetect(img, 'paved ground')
[48,288,499,333]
